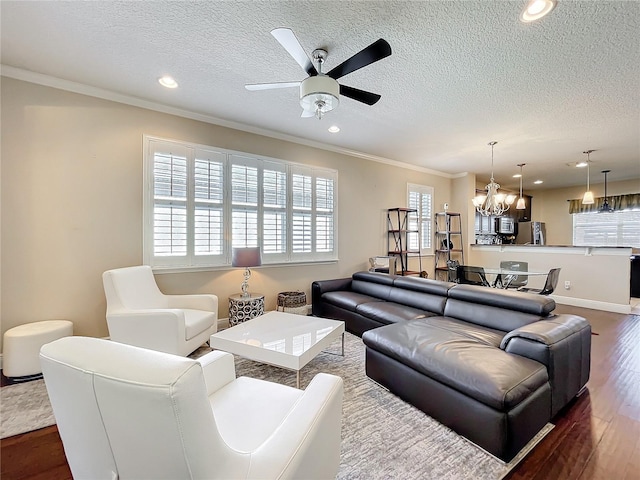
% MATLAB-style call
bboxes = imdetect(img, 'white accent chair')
[40,336,344,480]
[102,265,218,356]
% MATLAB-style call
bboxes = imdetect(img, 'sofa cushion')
[392,276,455,296]
[183,309,216,340]
[387,288,448,316]
[356,301,433,325]
[363,320,549,411]
[421,316,505,347]
[321,291,383,312]
[443,298,545,333]
[448,284,555,316]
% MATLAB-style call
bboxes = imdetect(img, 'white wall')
[0,77,453,350]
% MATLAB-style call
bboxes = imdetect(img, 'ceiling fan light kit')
[300,76,340,119]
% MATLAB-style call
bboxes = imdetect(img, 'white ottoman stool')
[3,320,73,380]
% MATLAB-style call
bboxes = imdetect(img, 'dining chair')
[518,268,561,295]
[499,260,529,289]
[456,265,491,287]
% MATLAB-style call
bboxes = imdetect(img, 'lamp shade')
[582,191,595,205]
[232,247,262,268]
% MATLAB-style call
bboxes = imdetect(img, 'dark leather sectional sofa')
[312,271,591,461]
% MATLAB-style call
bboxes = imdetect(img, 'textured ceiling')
[2,0,639,191]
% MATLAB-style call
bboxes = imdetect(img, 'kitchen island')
[469,244,633,313]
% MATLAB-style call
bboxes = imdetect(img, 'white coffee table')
[209,311,345,388]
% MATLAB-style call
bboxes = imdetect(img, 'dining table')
[483,267,548,289]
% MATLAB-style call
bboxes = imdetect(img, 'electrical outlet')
[564,280,571,290]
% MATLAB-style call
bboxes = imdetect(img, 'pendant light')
[600,170,613,212]
[516,163,526,210]
[472,141,516,216]
[581,150,595,205]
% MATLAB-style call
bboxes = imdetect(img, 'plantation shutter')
[151,142,189,260]
[194,148,225,259]
[315,175,335,253]
[144,136,338,268]
[408,184,433,254]
[292,168,313,254]
[230,155,259,248]
[263,161,287,259]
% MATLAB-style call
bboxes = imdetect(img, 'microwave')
[496,217,515,234]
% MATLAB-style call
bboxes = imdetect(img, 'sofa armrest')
[165,294,219,313]
[501,314,591,416]
[247,373,344,480]
[106,310,186,354]
[196,351,236,396]
[311,278,352,316]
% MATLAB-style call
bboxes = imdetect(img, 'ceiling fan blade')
[301,109,315,118]
[327,39,392,80]
[340,85,381,106]
[245,81,300,91]
[271,28,318,77]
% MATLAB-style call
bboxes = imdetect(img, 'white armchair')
[102,265,218,356]
[40,336,344,480]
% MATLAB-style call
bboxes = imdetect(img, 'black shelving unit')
[387,207,422,276]
[434,212,465,281]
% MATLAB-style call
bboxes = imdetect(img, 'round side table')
[228,293,265,326]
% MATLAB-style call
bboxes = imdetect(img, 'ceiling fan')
[245,28,392,119]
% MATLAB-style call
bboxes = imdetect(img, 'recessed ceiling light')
[520,0,557,23]
[513,173,522,178]
[158,75,179,89]
[576,161,588,168]
[534,180,544,184]
[328,125,340,133]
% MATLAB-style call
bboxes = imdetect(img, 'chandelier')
[472,141,516,216]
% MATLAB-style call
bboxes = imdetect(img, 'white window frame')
[143,136,338,269]
[572,209,640,247]
[407,183,434,255]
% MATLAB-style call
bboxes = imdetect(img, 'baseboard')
[551,295,632,314]
[218,317,230,330]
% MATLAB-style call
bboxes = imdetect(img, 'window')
[573,209,640,247]
[407,183,434,254]
[144,137,338,268]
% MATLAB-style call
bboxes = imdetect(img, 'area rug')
[0,378,54,439]
[0,334,552,479]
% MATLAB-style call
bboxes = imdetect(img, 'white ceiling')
[2,0,639,191]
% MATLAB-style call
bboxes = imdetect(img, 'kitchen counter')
[473,244,632,249]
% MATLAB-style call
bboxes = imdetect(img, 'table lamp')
[232,247,262,298]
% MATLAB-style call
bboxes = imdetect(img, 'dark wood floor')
[1,304,639,480]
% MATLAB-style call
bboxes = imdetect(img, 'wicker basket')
[276,291,308,315]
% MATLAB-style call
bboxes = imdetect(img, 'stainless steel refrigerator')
[516,221,546,245]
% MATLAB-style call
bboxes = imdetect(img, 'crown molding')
[1,65,454,178]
